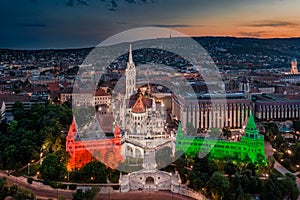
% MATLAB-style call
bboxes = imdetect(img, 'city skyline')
[1,0,300,49]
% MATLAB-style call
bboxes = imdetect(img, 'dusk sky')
[1,0,300,49]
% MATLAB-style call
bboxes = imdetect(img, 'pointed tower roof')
[67,117,77,138]
[132,95,146,113]
[245,111,258,137]
[129,44,133,64]
[71,117,77,131]
[241,76,249,83]
[176,122,184,138]
[177,122,182,132]
[114,124,121,137]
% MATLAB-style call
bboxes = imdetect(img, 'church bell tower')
[291,58,299,75]
[125,44,136,99]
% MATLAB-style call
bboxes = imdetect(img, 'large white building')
[110,45,180,192]
[172,92,252,130]
[114,45,167,142]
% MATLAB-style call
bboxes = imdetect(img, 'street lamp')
[27,163,30,176]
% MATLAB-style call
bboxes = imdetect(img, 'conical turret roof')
[114,124,121,137]
[245,111,258,136]
[176,122,184,138]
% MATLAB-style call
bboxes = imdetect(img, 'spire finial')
[129,44,133,64]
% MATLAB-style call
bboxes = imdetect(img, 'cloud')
[77,0,88,5]
[243,20,298,28]
[28,0,159,10]
[124,0,136,4]
[150,24,204,28]
[66,0,88,6]
[13,23,48,28]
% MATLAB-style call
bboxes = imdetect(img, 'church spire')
[129,44,133,65]
[125,44,136,99]
[176,122,184,139]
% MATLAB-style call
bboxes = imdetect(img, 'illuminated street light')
[27,163,30,175]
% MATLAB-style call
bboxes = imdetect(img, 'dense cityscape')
[2,0,300,199]
[0,36,300,200]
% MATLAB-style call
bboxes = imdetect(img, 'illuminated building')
[175,111,266,165]
[253,94,300,121]
[66,118,123,170]
[172,93,252,130]
[291,58,298,75]
[282,59,300,83]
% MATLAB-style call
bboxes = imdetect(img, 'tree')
[262,173,282,200]
[7,120,18,134]
[222,127,232,139]
[262,173,298,200]
[40,153,66,180]
[207,172,230,200]
[9,184,35,200]
[224,161,237,178]
[11,101,25,121]
[72,187,100,200]
[80,161,108,183]
[72,189,85,200]
[293,120,300,132]
[0,178,9,200]
[230,173,251,199]
[3,145,19,169]
[278,175,299,200]
[246,162,257,177]
[267,156,275,173]
[0,101,72,170]
[188,156,218,191]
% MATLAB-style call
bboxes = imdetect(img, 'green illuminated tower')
[176,122,184,140]
[240,111,266,164]
[175,111,266,166]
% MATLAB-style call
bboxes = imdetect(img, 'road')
[97,190,195,200]
[1,172,74,199]
[0,172,195,200]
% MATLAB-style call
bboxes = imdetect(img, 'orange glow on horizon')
[173,26,300,39]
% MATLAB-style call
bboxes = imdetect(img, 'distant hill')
[1,36,300,70]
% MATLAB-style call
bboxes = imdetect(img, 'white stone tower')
[125,44,136,99]
[291,58,299,75]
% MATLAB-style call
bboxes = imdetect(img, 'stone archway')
[145,176,155,185]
